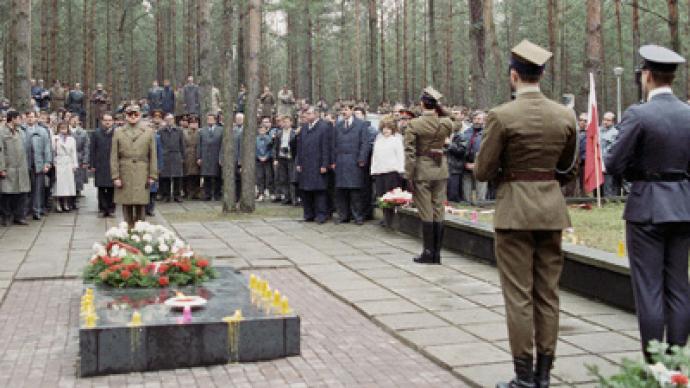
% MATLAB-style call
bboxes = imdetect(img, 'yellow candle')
[272,290,282,307]
[84,313,98,328]
[617,240,626,257]
[280,296,292,315]
[129,311,142,327]
[249,274,257,290]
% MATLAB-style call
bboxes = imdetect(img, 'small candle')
[280,296,292,315]
[129,311,142,327]
[249,274,257,290]
[272,290,282,307]
[617,240,626,257]
[84,313,97,328]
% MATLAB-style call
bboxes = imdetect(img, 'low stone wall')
[387,208,635,312]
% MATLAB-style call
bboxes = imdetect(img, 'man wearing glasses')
[110,104,158,228]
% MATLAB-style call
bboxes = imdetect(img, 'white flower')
[171,245,180,254]
[92,242,104,253]
[134,221,149,233]
[182,250,194,258]
[158,243,169,253]
[119,221,129,230]
[142,234,152,242]
[131,235,141,243]
[115,248,127,258]
[144,245,153,254]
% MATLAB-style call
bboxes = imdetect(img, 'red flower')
[672,374,689,386]
[158,264,169,273]
[103,256,113,266]
[158,276,169,286]
[196,259,209,268]
[120,270,131,280]
[127,263,139,271]
[141,267,150,275]
[179,262,191,273]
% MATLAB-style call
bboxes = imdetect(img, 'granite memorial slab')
[79,268,300,377]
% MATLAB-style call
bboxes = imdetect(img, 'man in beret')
[606,45,690,363]
[475,40,578,388]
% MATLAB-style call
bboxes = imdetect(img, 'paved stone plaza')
[0,186,643,387]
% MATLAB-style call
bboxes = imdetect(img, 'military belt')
[416,150,445,158]
[501,171,556,182]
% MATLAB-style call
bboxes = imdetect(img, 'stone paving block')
[600,350,643,365]
[425,342,509,367]
[621,330,641,340]
[213,258,250,268]
[552,355,619,385]
[404,295,478,312]
[461,322,509,341]
[463,292,506,308]
[14,261,65,279]
[559,315,609,335]
[355,299,423,316]
[438,307,505,325]
[244,259,293,268]
[444,281,502,296]
[453,362,514,387]
[579,313,639,331]
[358,268,411,280]
[343,260,393,271]
[397,326,476,347]
[494,339,588,357]
[560,332,641,354]
[338,288,399,303]
[560,294,623,316]
[375,312,448,331]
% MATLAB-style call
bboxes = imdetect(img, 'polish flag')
[584,73,604,194]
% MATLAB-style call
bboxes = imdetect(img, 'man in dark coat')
[447,120,466,202]
[161,79,175,115]
[147,80,164,111]
[197,112,223,201]
[90,83,111,129]
[353,107,377,220]
[66,83,86,124]
[159,113,185,202]
[332,104,369,224]
[90,113,116,217]
[296,107,331,223]
[605,45,690,363]
[183,76,201,116]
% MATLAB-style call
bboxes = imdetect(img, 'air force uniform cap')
[639,45,685,73]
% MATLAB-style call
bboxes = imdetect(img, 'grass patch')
[453,202,626,253]
[161,203,304,223]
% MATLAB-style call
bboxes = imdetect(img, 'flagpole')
[594,140,602,208]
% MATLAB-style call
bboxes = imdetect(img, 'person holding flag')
[605,45,690,363]
[583,73,605,205]
[475,40,578,388]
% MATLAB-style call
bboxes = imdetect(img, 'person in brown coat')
[183,115,201,199]
[475,40,577,388]
[110,104,158,228]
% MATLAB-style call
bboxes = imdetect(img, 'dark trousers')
[374,172,402,198]
[146,192,156,214]
[1,193,26,221]
[97,187,115,214]
[302,190,328,223]
[326,171,335,216]
[603,174,622,197]
[203,175,222,200]
[122,204,146,229]
[256,160,274,195]
[361,164,375,220]
[335,188,363,222]
[447,173,462,203]
[275,158,294,202]
[26,170,46,217]
[184,175,201,199]
[626,221,690,360]
[160,177,183,199]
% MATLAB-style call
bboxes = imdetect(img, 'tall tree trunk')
[429,0,439,86]
[354,0,362,101]
[445,0,453,103]
[240,0,262,212]
[115,3,127,105]
[237,6,246,89]
[632,0,640,65]
[315,14,323,100]
[303,1,313,102]
[67,0,73,84]
[156,0,165,83]
[614,0,624,66]
[380,4,387,103]
[13,0,31,112]
[368,0,379,108]
[687,0,690,98]
[49,0,58,83]
[222,0,237,212]
[83,0,95,127]
[185,0,194,78]
[423,0,428,86]
[410,0,417,98]
[106,1,113,97]
[667,0,680,53]
[395,0,402,101]
[580,0,602,113]
[336,0,345,99]
[468,0,487,108]
[560,1,568,96]
[547,0,558,97]
[402,0,409,104]
[287,6,297,95]
[198,0,212,116]
[40,0,48,79]
[169,0,176,82]
[484,0,503,102]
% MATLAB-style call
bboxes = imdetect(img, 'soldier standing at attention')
[605,45,690,363]
[474,40,577,388]
[110,104,158,229]
[404,87,453,264]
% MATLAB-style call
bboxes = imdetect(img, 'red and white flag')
[584,73,604,194]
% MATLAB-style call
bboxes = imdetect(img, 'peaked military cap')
[639,45,685,73]
[124,104,141,114]
[422,86,443,102]
[510,39,553,75]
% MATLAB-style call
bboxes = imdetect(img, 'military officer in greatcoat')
[605,45,690,363]
[110,104,158,228]
[475,40,577,388]
[403,87,453,264]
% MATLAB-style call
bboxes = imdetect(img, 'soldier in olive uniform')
[404,87,453,264]
[606,45,690,363]
[110,104,158,228]
[475,40,577,388]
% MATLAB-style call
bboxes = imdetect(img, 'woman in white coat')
[53,122,78,212]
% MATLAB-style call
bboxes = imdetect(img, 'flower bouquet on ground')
[377,187,413,210]
[589,341,690,387]
[83,221,217,288]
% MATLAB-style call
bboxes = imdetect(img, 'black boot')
[496,356,536,388]
[433,222,444,264]
[534,353,553,388]
[413,222,435,264]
